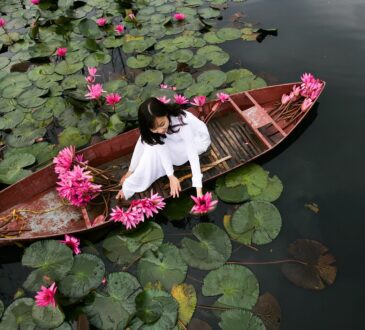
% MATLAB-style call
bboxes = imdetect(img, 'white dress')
[122,111,211,199]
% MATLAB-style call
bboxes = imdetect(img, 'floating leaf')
[135,70,164,87]
[5,127,47,148]
[133,289,178,329]
[58,127,91,148]
[215,177,250,203]
[138,243,188,290]
[84,272,142,329]
[55,61,84,75]
[78,18,102,38]
[104,79,128,92]
[0,57,10,70]
[219,310,265,330]
[165,72,194,90]
[162,193,194,221]
[171,283,197,326]
[226,68,255,83]
[216,27,242,41]
[184,82,214,98]
[127,55,152,69]
[252,292,281,330]
[202,264,259,309]
[0,153,35,185]
[197,70,227,88]
[203,31,225,44]
[281,239,337,290]
[17,87,48,108]
[103,36,124,48]
[198,7,221,19]
[180,223,232,270]
[230,201,282,245]
[0,298,36,329]
[59,254,105,298]
[169,49,194,63]
[22,240,74,291]
[208,51,230,65]
[103,114,125,139]
[188,54,207,68]
[225,164,268,196]
[84,52,111,67]
[32,304,65,329]
[0,98,16,113]
[251,175,283,202]
[0,109,25,130]
[61,74,85,90]
[0,73,32,99]
[103,222,164,265]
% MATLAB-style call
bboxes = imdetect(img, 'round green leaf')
[216,27,242,41]
[0,98,16,113]
[133,289,178,330]
[22,240,74,291]
[0,298,36,329]
[104,79,128,92]
[58,126,91,148]
[184,82,214,98]
[138,243,188,290]
[215,177,250,203]
[197,70,227,88]
[84,52,111,67]
[226,68,255,84]
[0,73,32,99]
[0,109,25,130]
[203,31,225,44]
[231,201,282,245]
[59,254,105,298]
[208,51,230,65]
[251,175,283,202]
[55,61,84,75]
[84,272,142,330]
[198,7,221,19]
[5,127,47,148]
[188,54,207,68]
[0,153,35,174]
[202,264,259,309]
[169,49,194,63]
[32,304,64,329]
[17,87,48,108]
[219,310,265,330]
[0,57,10,70]
[180,223,232,270]
[103,114,125,139]
[164,72,193,90]
[103,36,124,48]
[127,55,152,69]
[135,70,164,87]
[61,75,85,90]
[78,18,102,38]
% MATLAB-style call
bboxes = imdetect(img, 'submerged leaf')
[252,292,281,330]
[281,239,337,290]
[171,283,197,326]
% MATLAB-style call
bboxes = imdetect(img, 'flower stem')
[226,259,307,266]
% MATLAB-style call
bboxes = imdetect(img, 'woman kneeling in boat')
[116,97,211,201]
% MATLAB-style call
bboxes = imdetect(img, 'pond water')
[1,0,364,329]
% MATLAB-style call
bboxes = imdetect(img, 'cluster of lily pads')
[0,163,337,329]
[0,0,270,185]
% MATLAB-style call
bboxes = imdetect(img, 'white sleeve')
[128,136,144,172]
[180,123,203,187]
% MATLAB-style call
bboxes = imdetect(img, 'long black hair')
[138,97,187,145]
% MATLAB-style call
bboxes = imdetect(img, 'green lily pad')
[197,70,227,88]
[0,57,10,70]
[22,240,74,291]
[104,79,128,92]
[27,64,56,81]
[17,87,48,108]
[103,114,125,139]
[0,153,35,184]
[116,99,139,119]
[5,127,47,148]
[103,222,164,265]
[0,98,16,113]
[0,109,25,130]
[0,298,36,329]
[231,76,267,93]
[135,70,164,87]
[203,31,225,44]
[78,18,102,38]
[202,264,259,309]
[57,108,80,128]
[225,164,268,196]
[127,55,152,69]
[61,74,85,90]
[84,272,142,330]
[251,175,283,202]
[0,73,32,99]
[84,52,111,67]
[32,304,65,329]
[58,126,91,148]
[103,36,124,48]
[226,68,255,83]
[169,49,194,63]
[55,61,84,75]
[184,82,214,98]
[208,51,230,65]
[171,283,197,326]
[216,27,242,41]
[59,254,105,298]
[121,84,142,99]
[219,310,265,330]
[198,7,221,19]
[215,177,250,203]
[164,72,193,90]
[162,193,194,221]
[138,243,188,290]
[78,111,108,135]
[180,223,232,270]
[187,54,207,68]
[133,289,178,330]
[230,201,282,245]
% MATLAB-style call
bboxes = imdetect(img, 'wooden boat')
[0,81,325,245]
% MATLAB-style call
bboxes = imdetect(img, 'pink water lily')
[96,18,107,26]
[190,192,218,215]
[281,94,290,105]
[85,83,106,100]
[106,93,122,109]
[88,67,97,77]
[85,75,95,84]
[160,84,176,91]
[301,98,313,112]
[292,85,301,97]
[75,154,88,165]
[173,13,186,21]
[60,234,81,254]
[30,0,40,4]
[110,206,142,230]
[174,94,189,105]
[115,24,125,35]
[301,73,315,84]
[157,96,171,104]
[0,18,6,28]
[56,47,67,57]
[217,92,230,103]
[190,95,206,107]
[35,282,57,308]
[53,146,75,175]
[101,277,107,285]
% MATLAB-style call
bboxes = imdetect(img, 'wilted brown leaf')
[305,202,320,213]
[252,292,281,330]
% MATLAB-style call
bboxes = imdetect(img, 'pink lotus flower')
[190,95,206,107]
[0,18,6,28]
[75,154,88,165]
[281,94,290,105]
[53,146,75,175]
[56,48,67,57]
[292,85,301,97]
[30,0,41,4]
[85,75,95,84]
[115,24,125,35]
[174,94,189,105]
[96,18,107,27]
[128,13,136,21]
[216,92,230,103]
[173,13,186,21]
[160,84,176,90]
[85,83,105,100]
[157,96,171,104]
[148,191,166,212]
[105,93,122,107]
[301,98,313,112]
[88,67,97,77]
[60,234,81,254]
[190,192,218,215]
[101,277,107,285]
[110,206,141,230]
[301,73,315,84]
[35,282,57,308]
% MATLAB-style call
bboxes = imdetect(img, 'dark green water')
[1,0,365,329]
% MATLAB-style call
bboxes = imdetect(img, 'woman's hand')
[115,189,125,200]
[196,187,203,198]
[118,170,133,186]
[168,175,181,198]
